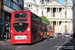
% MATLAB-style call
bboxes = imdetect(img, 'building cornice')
[44,1,66,6]
[47,17,72,20]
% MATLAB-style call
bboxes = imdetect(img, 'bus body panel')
[31,15,42,43]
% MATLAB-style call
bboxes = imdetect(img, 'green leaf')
[40,15,50,25]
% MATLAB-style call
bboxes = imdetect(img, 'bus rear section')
[42,22,47,39]
[47,25,53,37]
[11,11,31,44]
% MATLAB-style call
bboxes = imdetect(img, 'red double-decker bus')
[47,25,53,37]
[11,11,44,44]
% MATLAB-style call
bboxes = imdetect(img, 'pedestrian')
[47,32,50,41]
[2,31,6,41]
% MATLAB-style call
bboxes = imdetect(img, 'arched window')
[29,5,30,7]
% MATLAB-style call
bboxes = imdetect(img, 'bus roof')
[42,21,46,24]
[47,25,52,27]
[31,12,42,19]
[12,11,42,19]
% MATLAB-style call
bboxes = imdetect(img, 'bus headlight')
[47,32,49,35]
[11,30,13,33]
[28,28,30,31]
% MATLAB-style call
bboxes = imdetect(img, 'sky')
[58,0,63,4]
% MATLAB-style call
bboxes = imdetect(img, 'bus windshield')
[47,26,51,29]
[13,23,28,32]
[47,31,52,32]
[15,14,27,18]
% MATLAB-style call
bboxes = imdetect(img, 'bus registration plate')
[15,35,27,40]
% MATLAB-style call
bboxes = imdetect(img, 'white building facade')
[24,0,73,34]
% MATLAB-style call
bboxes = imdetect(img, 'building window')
[14,3,17,10]
[46,0,49,3]
[4,0,10,6]
[27,4,28,7]
[17,0,19,2]
[48,0,49,2]
[11,1,14,8]
[41,0,44,4]
[42,11,43,15]
[19,0,21,3]
[53,9,55,17]
[65,11,67,17]
[4,0,18,10]
[29,5,30,7]
[7,0,10,6]
[65,25,66,28]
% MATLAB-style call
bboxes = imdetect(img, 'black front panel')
[15,14,27,18]
[13,23,28,32]
[14,19,27,22]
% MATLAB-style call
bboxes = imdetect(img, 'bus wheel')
[33,38,35,43]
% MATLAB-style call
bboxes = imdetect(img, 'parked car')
[57,33,62,37]
[70,34,73,37]
[64,33,70,38]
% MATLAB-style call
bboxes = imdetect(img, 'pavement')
[0,39,10,45]
[72,38,75,42]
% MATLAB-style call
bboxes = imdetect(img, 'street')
[0,37,73,50]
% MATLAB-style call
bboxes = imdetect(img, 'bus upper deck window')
[47,27,51,29]
[15,14,27,18]
[31,17,36,20]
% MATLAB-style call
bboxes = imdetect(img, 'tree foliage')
[41,15,50,25]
